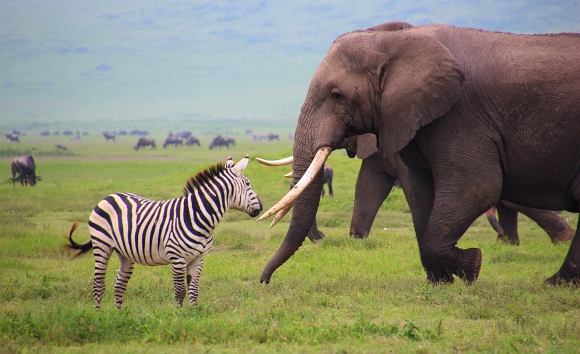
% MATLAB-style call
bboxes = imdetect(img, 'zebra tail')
[64,222,93,258]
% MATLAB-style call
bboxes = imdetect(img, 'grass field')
[1,133,579,353]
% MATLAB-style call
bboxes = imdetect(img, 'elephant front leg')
[186,257,204,305]
[170,259,187,306]
[422,196,496,285]
[402,168,455,283]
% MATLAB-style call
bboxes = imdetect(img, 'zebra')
[65,155,262,309]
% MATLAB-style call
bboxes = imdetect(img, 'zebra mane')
[183,162,227,196]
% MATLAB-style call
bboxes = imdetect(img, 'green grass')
[1,138,579,353]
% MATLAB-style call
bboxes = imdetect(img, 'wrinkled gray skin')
[345,135,574,244]
[261,22,580,286]
[11,155,39,187]
[134,137,157,150]
[289,164,334,242]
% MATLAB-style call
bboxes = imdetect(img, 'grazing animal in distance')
[175,130,192,139]
[185,136,201,146]
[134,137,157,150]
[287,164,334,197]
[64,156,262,309]
[11,155,41,186]
[102,131,116,142]
[55,144,68,151]
[267,133,280,141]
[6,134,20,143]
[163,135,184,148]
[40,130,50,136]
[209,135,235,150]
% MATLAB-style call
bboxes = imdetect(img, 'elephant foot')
[427,269,454,285]
[543,266,580,286]
[455,248,482,284]
[497,234,520,245]
[549,229,575,244]
[307,229,325,242]
[350,227,369,239]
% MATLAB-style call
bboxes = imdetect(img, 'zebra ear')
[226,157,235,168]
[232,155,250,175]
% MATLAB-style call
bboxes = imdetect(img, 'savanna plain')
[1,131,579,353]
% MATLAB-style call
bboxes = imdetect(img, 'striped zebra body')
[66,156,262,309]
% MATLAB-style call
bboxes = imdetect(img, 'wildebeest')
[267,133,280,141]
[209,135,235,150]
[102,131,116,142]
[175,130,192,139]
[185,136,201,146]
[63,130,73,136]
[11,155,41,187]
[163,135,183,148]
[6,134,20,143]
[252,132,267,141]
[134,137,157,150]
[289,164,334,197]
[40,130,50,136]
[130,129,149,136]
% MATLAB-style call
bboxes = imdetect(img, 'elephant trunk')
[260,141,325,284]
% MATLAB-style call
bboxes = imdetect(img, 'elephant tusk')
[256,156,294,166]
[284,171,293,178]
[257,146,331,221]
[269,203,293,228]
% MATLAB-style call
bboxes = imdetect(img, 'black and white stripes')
[66,155,262,309]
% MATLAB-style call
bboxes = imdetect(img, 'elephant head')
[258,23,464,284]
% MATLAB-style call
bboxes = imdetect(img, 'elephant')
[346,135,574,244]
[257,22,580,286]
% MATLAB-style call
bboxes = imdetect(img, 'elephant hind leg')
[544,215,580,286]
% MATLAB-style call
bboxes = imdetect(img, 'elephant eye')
[331,91,344,102]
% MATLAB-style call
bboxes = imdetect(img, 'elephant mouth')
[257,146,331,226]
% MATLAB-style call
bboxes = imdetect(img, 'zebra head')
[227,155,263,217]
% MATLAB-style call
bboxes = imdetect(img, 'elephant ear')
[355,134,378,160]
[375,31,464,157]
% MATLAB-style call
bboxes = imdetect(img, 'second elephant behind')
[346,134,574,245]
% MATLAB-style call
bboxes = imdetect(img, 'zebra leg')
[92,245,113,310]
[186,257,204,305]
[113,253,135,309]
[171,259,187,306]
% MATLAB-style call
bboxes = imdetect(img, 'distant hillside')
[1,0,578,131]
